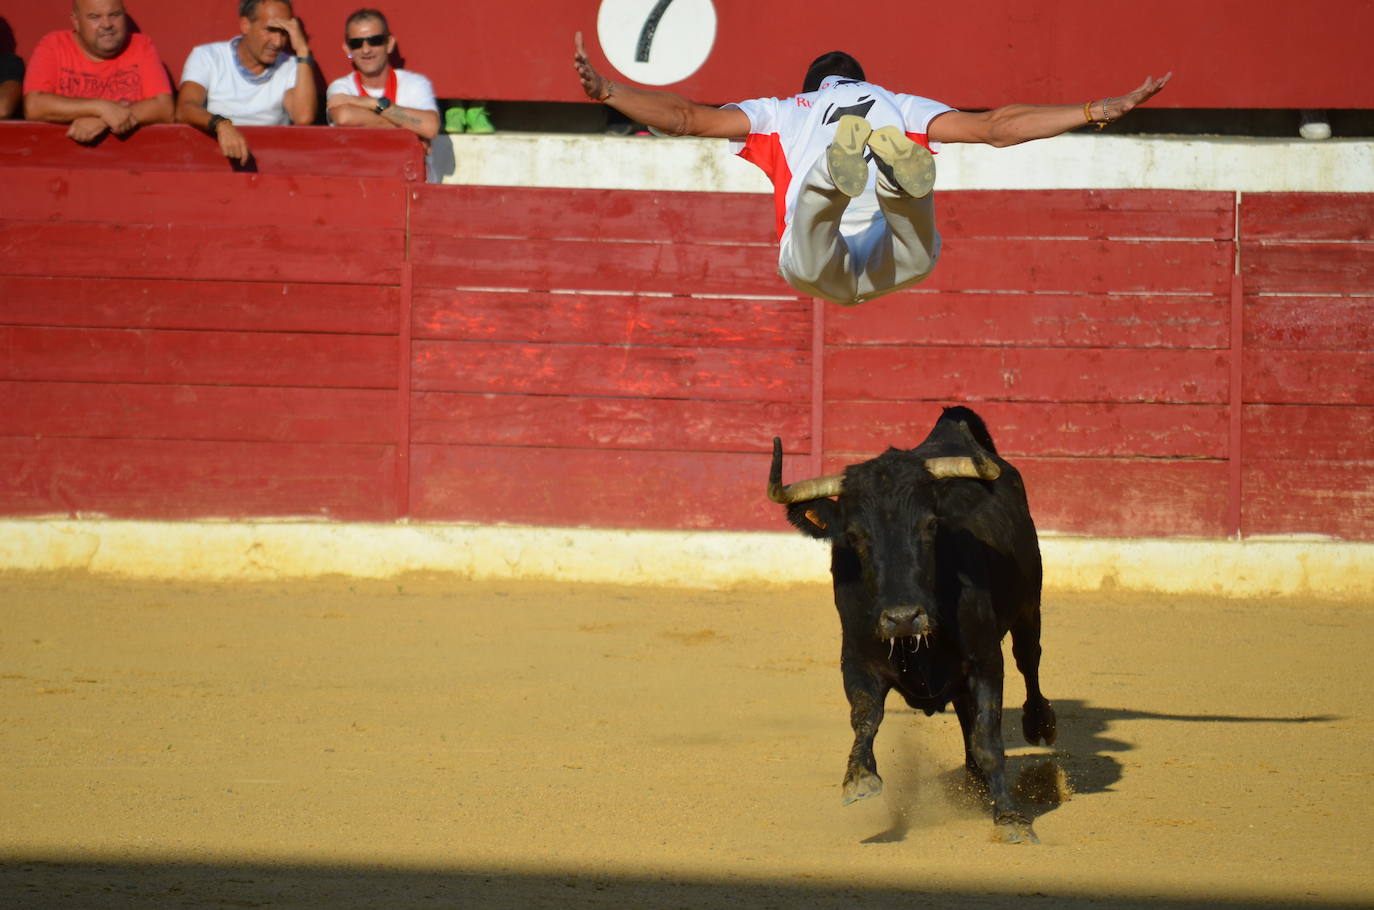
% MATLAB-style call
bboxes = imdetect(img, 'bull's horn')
[924,455,1001,481]
[957,420,1002,480]
[768,437,844,503]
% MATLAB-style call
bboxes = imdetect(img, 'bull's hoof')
[1022,698,1057,746]
[842,770,883,805]
[993,812,1040,845]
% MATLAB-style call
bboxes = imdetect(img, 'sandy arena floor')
[1,572,1371,908]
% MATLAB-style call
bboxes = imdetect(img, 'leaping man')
[574,35,1170,306]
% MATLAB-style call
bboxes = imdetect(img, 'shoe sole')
[826,115,872,197]
[867,126,936,198]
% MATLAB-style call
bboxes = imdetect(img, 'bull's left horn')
[924,456,1001,481]
[768,437,844,503]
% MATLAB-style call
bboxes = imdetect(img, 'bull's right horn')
[924,456,1001,481]
[768,437,844,503]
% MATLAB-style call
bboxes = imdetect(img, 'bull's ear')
[785,499,840,539]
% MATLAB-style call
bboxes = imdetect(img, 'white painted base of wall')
[2,519,1371,600]
[432,132,1374,193]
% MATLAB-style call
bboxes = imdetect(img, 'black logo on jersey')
[823,96,875,125]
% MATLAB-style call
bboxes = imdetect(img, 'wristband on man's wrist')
[207,114,231,135]
[295,53,313,64]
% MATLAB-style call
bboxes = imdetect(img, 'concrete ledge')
[2,519,1371,600]
[434,132,1374,193]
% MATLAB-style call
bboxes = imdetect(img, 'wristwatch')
[373,97,392,115]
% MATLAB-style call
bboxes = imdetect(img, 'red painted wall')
[1,123,1371,539]
[2,1,1371,108]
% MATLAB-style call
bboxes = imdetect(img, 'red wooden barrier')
[406,183,810,531]
[0,123,425,181]
[1239,194,1374,539]
[1,132,1370,540]
[0,128,414,521]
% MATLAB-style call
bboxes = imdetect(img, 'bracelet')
[1098,97,1111,129]
[1083,100,1094,124]
[207,114,230,134]
[599,81,616,103]
[295,54,313,64]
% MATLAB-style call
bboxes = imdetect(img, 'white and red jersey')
[724,76,954,243]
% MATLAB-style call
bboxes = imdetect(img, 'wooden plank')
[1019,458,1230,538]
[410,444,788,531]
[0,168,408,229]
[411,236,794,297]
[1241,241,1374,295]
[2,327,398,389]
[412,340,809,400]
[1243,351,1374,405]
[0,382,398,445]
[412,288,810,349]
[1242,461,1374,540]
[410,184,778,244]
[824,401,1229,458]
[1240,193,1374,242]
[0,123,426,181]
[922,237,1233,294]
[937,190,1236,240]
[824,347,1230,404]
[810,453,1229,538]
[411,392,809,452]
[826,291,1230,348]
[2,276,400,335]
[1245,297,1374,352]
[0,437,398,520]
[1244,404,1374,461]
[0,222,404,285]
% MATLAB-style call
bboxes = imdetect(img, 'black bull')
[768,406,1056,843]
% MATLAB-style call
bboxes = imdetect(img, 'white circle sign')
[596,0,717,86]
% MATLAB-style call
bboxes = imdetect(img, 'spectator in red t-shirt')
[23,0,173,143]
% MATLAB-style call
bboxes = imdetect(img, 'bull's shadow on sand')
[862,697,1338,845]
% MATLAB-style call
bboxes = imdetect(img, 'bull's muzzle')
[877,605,934,640]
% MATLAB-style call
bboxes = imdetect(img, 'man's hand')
[1103,73,1173,122]
[98,100,138,135]
[216,121,251,166]
[269,16,310,59]
[573,32,611,102]
[66,116,109,143]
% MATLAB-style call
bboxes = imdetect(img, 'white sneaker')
[826,114,873,197]
[867,126,936,198]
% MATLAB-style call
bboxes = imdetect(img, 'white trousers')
[777,155,941,306]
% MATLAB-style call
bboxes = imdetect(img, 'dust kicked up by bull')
[768,406,1057,844]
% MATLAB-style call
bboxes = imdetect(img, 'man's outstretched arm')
[928,73,1172,147]
[573,32,749,139]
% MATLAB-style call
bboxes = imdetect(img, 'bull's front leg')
[967,651,1038,844]
[840,648,888,804]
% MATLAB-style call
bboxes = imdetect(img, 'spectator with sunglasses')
[325,9,437,140]
[176,0,318,165]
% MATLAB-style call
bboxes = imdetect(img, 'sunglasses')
[346,34,389,49]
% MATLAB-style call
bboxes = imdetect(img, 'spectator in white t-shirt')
[175,0,319,165]
[325,8,437,140]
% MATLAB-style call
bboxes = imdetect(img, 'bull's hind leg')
[840,652,887,804]
[1011,603,1057,746]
